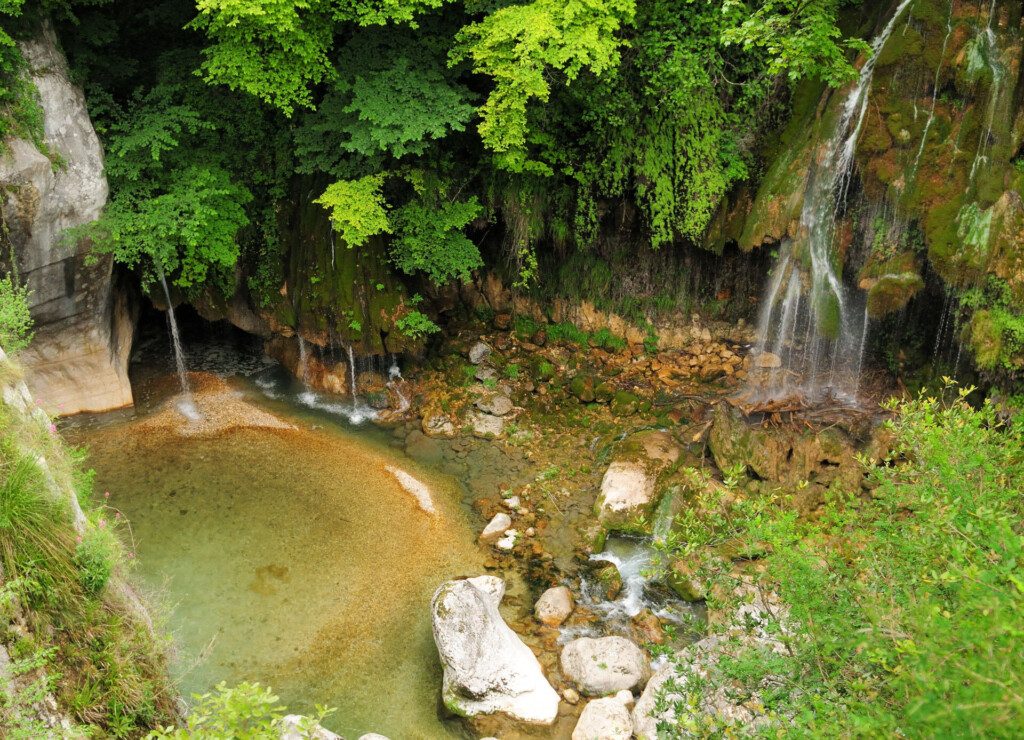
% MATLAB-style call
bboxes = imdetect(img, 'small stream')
[64,336,484,738]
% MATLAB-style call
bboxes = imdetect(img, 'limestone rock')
[753,351,782,369]
[469,341,492,365]
[595,462,655,531]
[495,529,518,551]
[471,411,505,439]
[560,636,650,696]
[667,559,706,602]
[534,586,574,627]
[479,512,512,543]
[572,697,633,740]
[422,410,457,438]
[431,576,560,724]
[3,23,134,415]
[475,394,513,416]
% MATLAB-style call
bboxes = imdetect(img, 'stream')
[64,337,484,739]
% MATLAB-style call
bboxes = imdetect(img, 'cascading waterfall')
[297,336,311,392]
[346,345,358,405]
[157,270,200,420]
[749,0,914,403]
[968,0,1004,186]
[387,355,410,413]
[910,0,954,180]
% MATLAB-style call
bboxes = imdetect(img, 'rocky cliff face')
[726,0,1024,379]
[0,23,134,414]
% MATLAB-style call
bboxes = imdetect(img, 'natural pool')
[66,368,483,738]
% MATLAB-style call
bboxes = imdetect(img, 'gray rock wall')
[0,22,134,414]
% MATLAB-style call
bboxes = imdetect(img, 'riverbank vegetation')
[0,364,176,737]
[657,383,1024,735]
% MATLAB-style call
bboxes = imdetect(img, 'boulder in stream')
[572,695,633,740]
[431,576,560,724]
[534,586,574,627]
[595,431,681,532]
[560,636,650,696]
[479,512,512,543]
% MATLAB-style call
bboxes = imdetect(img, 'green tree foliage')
[452,0,635,171]
[391,193,482,283]
[0,274,33,352]
[315,173,392,248]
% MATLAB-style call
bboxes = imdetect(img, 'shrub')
[0,274,33,353]
[74,525,118,595]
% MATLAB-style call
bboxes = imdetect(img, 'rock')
[357,736,391,740]
[469,341,492,365]
[631,610,665,645]
[594,381,615,404]
[471,411,505,439]
[594,563,623,600]
[422,410,457,438]
[560,636,651,696]
[667,559,706,602]
[534,586,574,627]
[475,394,513,417]
[595,461,655,530]
[562,688,581,705]
[572,697,633,740]
[495,529,518,551]
[279,715,341,739]
[753,351,782,369]
[613,690,634,707]
[568,374,596,402]
[610,390,640,416]
[431,576,560,724]
[475,366,498,383]
[4,23,134,415]
[480,512,512,543]
[493,312,512,330]
[503,495,521,510]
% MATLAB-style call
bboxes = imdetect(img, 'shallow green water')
[68,380,482,738]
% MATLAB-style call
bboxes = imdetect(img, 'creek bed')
[65,368,483,739]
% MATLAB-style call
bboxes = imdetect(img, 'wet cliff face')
[0,23,134,414]
[732,0,1024,380]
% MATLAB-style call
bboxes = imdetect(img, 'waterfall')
[297,336,311,392]
[910,0,954,180]
[346,345,358,404]
[157,270,200,419]
[750,0,914,403]
[386,354,410,413]
[968,0,1004,187]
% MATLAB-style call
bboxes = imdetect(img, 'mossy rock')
[969,310,1002,369]
[569,374,596,402]
[610,390,640,416]
[594,381,615,404]
[865,272,925,318]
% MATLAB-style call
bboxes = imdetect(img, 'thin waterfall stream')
[157,270,200,420]
[749,0,915,403]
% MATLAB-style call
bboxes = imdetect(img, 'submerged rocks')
[431,576,559,724]
[279,715,342,740]
[572,695,633,740]
[470,411,505,439]
[560,636,650,696]
[479,512,512,543]
[534,586,574,627]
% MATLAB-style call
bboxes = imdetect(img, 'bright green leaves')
[315,174,392,247]
[89,166,252,288]
[191,0,335,115]
[191,0,453,115]
[0,273,33,353]
[316,172,482,283]
[452,0,635,169]
[721,0,870,87]
[341,57,475,158]
[391,195,482,283]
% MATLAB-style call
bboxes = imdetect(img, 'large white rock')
[572,696,633,740]
[560,636,651,696]
[534,585,574,627]
[596,462,654,520]
[1,23,133,414]
[431,576,560,724]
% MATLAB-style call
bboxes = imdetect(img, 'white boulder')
[479,512,512,543]
[560,636,650,696]
[572,696,633,740]
[431,576,559,724]
[279,715,341,739]
[595,461,655,526]
[534,586,574,627]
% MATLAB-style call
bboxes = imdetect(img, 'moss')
[969,309,1002,368]
[866,272,926,318]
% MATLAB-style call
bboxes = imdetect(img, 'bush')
[0,274,33,353]
[658,383,1024,736]
[74,525,118,595]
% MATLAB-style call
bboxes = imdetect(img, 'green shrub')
[503,363,520,380]
[395,309,440,339]
[0,274,33,353]
[658,383,1024,736]
[74,525,118,595]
